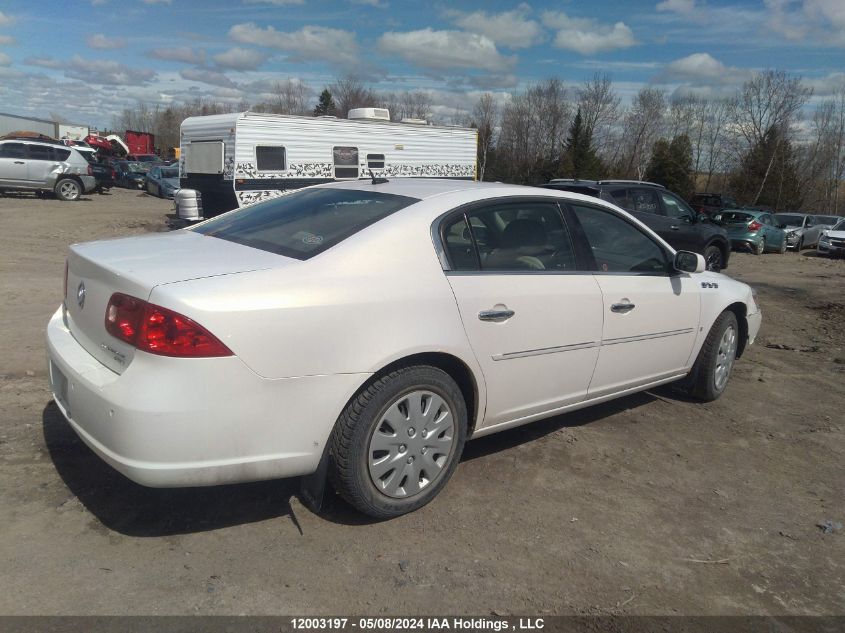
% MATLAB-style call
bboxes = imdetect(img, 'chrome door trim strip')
[492,341,599,361]
[601,328,695,346]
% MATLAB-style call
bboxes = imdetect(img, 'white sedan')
[47,180,762,518]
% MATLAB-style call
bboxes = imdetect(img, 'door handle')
[669,225,680,230]
[611,302,636,313]
[478,309,515,322]
[14,161,25,164]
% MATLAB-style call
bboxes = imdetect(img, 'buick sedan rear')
[47,181,761,518]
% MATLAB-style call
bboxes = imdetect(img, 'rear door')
[566,201,700,396]
[441,198,603,428]
[658,190,701,253]
[25,144,61,185]
[0,142,28,186]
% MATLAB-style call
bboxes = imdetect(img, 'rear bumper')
[80,175,97,193]
[46,307,368,487]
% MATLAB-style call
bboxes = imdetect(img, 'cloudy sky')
[0,0,843,128]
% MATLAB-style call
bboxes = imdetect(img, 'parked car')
[542,179,730,271]
[773,213,829,250]
[690,192,739,217]
[817,218,845,257]
[47,180,761,518]
[113,160,149,189]
[714,209,787,254]
[0,139,96,201]
[145,164,179,198]
[75,147,114,194]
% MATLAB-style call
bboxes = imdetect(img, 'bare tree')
[621,87,666,179]
[578,73,620,156]
[330,75,377,118]
[471,93,498,181]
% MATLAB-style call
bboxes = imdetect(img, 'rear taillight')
[105,293,232,358]
[748,220,762,231]
[87,165,94,176]
[111,168,117,179]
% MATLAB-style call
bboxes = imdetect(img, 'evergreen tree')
[730,125,802,210]
[313,89,337,117]
[645,134,694,198]
[560,109,604,179]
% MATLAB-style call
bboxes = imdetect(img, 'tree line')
[114,70,845,213]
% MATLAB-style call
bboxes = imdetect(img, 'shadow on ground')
[43,390,660,536]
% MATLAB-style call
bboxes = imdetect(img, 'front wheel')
[329,366,468,519]
[54,178,80,201]
[778,239,787,254]
[680,311,739,402]
[703,245,723,271]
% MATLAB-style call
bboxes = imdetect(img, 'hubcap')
[368,390,455,499]
[706,249,721,272]
[714,325,738,391]
[60,182,78,198]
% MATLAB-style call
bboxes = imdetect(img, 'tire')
[778,239,787,254]
[681,311,739,402]
[54,178,80,202]
[703,244,723,271]
[329,365,468,519]
[754,238,765,255]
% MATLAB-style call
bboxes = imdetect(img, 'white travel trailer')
[174,109,478,221]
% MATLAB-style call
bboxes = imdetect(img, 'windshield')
[193,188,419,260]
[160,167,178,179]
[832,219,845,231]
[774,214,804,226]
[127,161,150,173]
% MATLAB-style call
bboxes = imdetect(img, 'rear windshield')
[193,188,419,260]
[719,212,753,223]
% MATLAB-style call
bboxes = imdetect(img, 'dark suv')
[690,192,739,217]
[541,180,730,271]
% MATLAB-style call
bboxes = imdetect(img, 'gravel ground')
[1,187,843,616]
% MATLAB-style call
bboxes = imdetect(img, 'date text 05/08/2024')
[290,617,545,631]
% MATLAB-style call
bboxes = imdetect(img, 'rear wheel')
[754,238,765,255]
[680,311,739,402]
[54,178,80,202]
[703,245,723,271]
[329,366,467,519]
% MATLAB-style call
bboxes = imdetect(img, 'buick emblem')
[77,282,86,309]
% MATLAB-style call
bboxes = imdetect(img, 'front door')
[0,142,28,186]
[565,202,701,396]
[441,199,603,428]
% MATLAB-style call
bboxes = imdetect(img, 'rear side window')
[193,188,418,260]
[55,148,71,161]
[26,144,53,161]
[256,145,286,171]
[570,203,668,274]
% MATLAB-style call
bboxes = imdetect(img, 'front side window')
[193,188,418,260]
[443,201,576,272]
[0,143,26,158]
[570,203,668,274]
[661,192,695,222]
[333,146,359,179]
[256,145,286,171]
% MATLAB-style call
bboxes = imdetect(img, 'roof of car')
[313,178,546,201]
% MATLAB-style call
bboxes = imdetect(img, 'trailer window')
[185,141,224,174]
[333,146,359,179]
[367,154,385,169]
[256,145,286,172]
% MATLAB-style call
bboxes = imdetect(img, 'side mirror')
[697,213,709,223]
[674,250,706,274]
[712,214,722,224]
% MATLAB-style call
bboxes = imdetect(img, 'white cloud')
[378,29,516,73]
[180,67,237,88]
[446,5,544,49]
[0,35,15,45]
[655,52,753,93]
[86,33,127,49]
[0,11,16,26]
[0,52,11,66]
[148,47,206,64]
[242,0,304,5]
[212,47,270,70]
[655,0,697,15]
[25,55,156,85]
[765,0,845,46]
[229,23,360,68]
[542,11,637,55]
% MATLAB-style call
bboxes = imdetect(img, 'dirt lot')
[0,188,843,616]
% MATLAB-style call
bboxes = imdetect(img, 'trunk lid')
[65,230,292,373]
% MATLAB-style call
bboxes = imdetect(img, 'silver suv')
[0,139,97,201]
